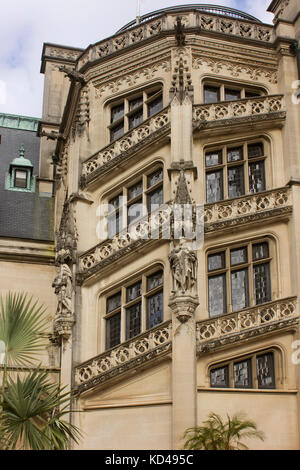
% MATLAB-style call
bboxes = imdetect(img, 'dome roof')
[117,4,262,33]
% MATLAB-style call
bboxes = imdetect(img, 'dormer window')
[5,145,36,192]
[14,169,28,188]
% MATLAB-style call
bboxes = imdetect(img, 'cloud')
[0,0,273,117]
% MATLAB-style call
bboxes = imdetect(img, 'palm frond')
[0,292,49,367]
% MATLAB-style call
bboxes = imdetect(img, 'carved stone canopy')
[174,169,192,205]
[56,197,78,264]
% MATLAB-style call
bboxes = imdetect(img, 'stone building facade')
[1,0,300,449]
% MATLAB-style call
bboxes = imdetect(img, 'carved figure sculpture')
[52,264,73,317]
[169,239,198,296]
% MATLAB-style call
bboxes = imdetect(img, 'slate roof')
[0,119,54,242]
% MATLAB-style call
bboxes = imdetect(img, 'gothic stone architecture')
[2,0,300,449]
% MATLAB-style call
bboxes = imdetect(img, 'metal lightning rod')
[136,0,141,24]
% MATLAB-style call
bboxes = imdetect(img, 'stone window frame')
[206,237,276,318]
[102,266,164,351]
[204,137,271,204]
[209,349,279,390]
[105,163,164,238]
[201,78,267,104]
[107,83,163,143]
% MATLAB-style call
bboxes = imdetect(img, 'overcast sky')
[0,0,273,118]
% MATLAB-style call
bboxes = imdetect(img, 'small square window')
[204,85,220,104]
[14,170,28,189]
[210,365,229,388]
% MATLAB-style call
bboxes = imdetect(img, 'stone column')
[168,239,199,449]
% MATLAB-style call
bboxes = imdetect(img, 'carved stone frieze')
[82,106,170,181]
[94,60,171,99]
[74,321,172,393]
[196,297,298,353]
[193,56,278,84]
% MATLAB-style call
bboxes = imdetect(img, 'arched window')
[108,84,163,142]
[205,138,269,203]
[207,239,273,318]
[103,267,164,350]
[209,350,277,389]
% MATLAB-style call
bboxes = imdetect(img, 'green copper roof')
[11,145,33,167]
[0,112,40,132]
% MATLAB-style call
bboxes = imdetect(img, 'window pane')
[228,166,245,198]
[107,292,121,313]
[126,281,142,302]
[206,170,223,203]
[231,269,249,311]
[248,143,264,159]
[225,88,241,101]
[129,96,143,111]
[252,242,269,261]
[210,366,229,388]
[147,291,163,329]
[204,85,220,104]
[110,122,124,142]
[108,210,122,238]
[208,274,226,317]
[108,194,122,213]
[128,181,143,200]
[234,359,252,388]
[208,252,225,272]
[127,199,143,225]
[129,109,143,129]
[147,186,163,213]
[245,90,260,98]
[148,94,163,117]
[147,271,163,291]
[253,262,271,305]
[147,168,163,188]
[111,104,124,123]
[205,150,222,167]
[230,247,247,266]
[227,146,243,162]
[257,353,275,389]
[249,161,265,193]
[14,170,27,188]
[126,302,141,339]
[106,313,121,349]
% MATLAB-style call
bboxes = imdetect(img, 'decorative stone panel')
[196,297,298,353]
[74,321,172,393]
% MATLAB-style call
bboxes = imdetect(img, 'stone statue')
[52,264,73,317]
[169,239,198,296]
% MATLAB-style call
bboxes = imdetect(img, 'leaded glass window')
[205,141,267,203]
[257,353,275,389]
[106,313,121,349]
[210,366,229,388]
[106,166,163,236]
[203,82,265,104]
[234,359,252,388]
[207,241,272,317]
[126,302,141,339]
[14,170,28,189]
[109,86,163,142]
[104,269,164,350]
[210,351,276,389]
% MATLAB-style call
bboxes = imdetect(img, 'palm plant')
[183,412,265,450]
[0,292,81,450]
